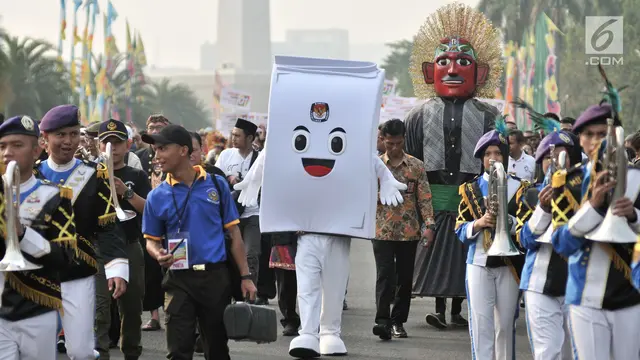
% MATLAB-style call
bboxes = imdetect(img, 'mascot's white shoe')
[319,334,347,356]
[289,334,320,359]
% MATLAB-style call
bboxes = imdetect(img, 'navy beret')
[534,131,574,163]
[40,105,81,132]
[474,130,507,159]
[0,115,40,138]
[573,103,619,133]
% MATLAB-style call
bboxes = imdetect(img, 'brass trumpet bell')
[0,161,42,272]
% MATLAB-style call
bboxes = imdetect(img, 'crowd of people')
[2,3,640,360]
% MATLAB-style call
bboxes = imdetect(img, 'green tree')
[0,34,73,118]
[144,78,210,130]
[380,40,415,97]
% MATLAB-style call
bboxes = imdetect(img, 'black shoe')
[282,323,299,336]
[255,297,269,305]
[450,314,469,327]
[57,335,67,354]
[343,299,349,310]
[391,324,408,338]
[426,313,447,329]
[194,335,204,354]
[372,323,392,340]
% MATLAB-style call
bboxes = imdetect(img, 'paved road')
[96,240,533,360]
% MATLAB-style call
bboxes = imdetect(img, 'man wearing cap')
[551,103,640,360]
[136,114,170,191]
[454,121,527,360]
[517,129,582,360]
[0,115,76,359]
[95,119,149,360]
[35,104,129,360]
[215,118,262,287]
[141,124,257,359]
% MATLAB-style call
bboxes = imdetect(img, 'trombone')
[104,142,136,222]
[0,161,42,271]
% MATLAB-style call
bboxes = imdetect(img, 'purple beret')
[573,103,619,133]
[474,130,507,158]
[534,131,574,163]
[0,115,40,138]
[40,105,81,132]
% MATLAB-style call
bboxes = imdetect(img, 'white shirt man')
[215,147,260,218]
[508,130,536,182]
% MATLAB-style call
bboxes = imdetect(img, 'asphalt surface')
[93,240,534,360]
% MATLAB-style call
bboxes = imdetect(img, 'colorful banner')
[58,0,67,70]
[219,87,252,112]
[247,112,268,126]
[69,0,83,91]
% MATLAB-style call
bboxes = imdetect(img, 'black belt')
[190,262,225,271]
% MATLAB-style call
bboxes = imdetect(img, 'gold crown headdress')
[410,3,503,99]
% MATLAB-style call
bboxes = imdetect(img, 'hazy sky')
[0,0,479,69]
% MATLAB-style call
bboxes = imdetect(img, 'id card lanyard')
[170,172,199,234]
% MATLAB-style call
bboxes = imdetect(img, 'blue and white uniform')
[552,161,640,360]
[519,180,571,360]
[456,172,524,360]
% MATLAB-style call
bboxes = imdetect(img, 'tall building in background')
[216,0,272,72]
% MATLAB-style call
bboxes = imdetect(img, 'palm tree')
[144,78,210,130]
[380,40,415,97]
[0,34,72,118]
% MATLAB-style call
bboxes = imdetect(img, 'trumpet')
[544,144,557,185]
[586,119,640,243]
[104,142,136,222]
[0,161,42,271]
[486,160,522,256]
[537,149,567,244]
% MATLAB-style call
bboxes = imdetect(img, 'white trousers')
[296,234,351,338]
[524,291,571,360]
[466,264,520,360]
[0,311,57,360]
[59,276,96,360]
[568,303,640,360]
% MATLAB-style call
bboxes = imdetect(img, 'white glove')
[379,176,407,207]
[374,154,407,207]
[233,151,265,207]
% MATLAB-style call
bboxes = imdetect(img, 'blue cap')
[474,130,507,159]
[40,105,81,132]
[0,115,40,139]
[98,119,128,141]
[572,103,619,134]
[534,130,574,163]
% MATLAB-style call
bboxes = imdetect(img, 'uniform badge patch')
[207,188,220,204]
[21,116,34,131]
[107,121,117,131]
[559,133,571,143]
[310,102,330,122]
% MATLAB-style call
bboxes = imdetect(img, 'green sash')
[430,184,460,212]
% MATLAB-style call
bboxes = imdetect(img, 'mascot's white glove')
[374,155,407,206]
[234,150,265,207]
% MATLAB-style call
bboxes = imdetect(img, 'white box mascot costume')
[234,56,407,358]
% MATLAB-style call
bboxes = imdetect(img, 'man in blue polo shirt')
[141,124,257,360]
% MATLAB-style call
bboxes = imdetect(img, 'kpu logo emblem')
[310,102,330,122]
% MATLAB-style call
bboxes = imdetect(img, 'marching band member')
[633,241,640,290]
[35,105,129,360]
[455,119,526,360]
[551,102,640,360]
[0,115,76,359]
[517,127,581,360]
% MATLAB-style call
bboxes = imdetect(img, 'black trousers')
[372,239,418,325]
[435,297,463,315]
[275,269,299,327]
[257,234,276,299]
[163,266,231,360]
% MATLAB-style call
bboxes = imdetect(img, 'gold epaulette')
[552,169,567,188]
[633,240,640,265]
[98,213,117,226]
[96,163,108,179]
[58,185,73,200]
